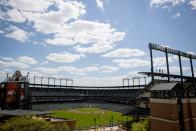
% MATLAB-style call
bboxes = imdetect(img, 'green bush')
[131,118,150,131]
[0,116,68,131]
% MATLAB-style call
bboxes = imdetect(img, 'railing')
[29,83,146,90]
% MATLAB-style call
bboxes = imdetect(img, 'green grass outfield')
[50,107,132,128]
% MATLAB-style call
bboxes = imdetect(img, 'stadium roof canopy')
[150,82,178,91]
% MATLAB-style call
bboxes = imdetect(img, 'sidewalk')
[83,126,126,131]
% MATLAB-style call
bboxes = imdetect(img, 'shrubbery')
[131,118,150,131]
[0,115,150,131]
[0,116,68,131]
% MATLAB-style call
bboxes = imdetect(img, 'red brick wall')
[150,98,196,131]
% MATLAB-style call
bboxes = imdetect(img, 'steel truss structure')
[149,43,196,92]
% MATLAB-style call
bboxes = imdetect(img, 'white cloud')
[189,0,196,10]
[2,68,12,73]
[45,36,76,46]
[0,56,37,69]
[150,0,186,7]
[100,66,119,73]
[34,66,86,76]
[33,64,119,76]
[85,66,99,72]
[153,56,174,66]
[171,66,190,74]
[5,25,30,42]
[34,67,59,75]
[59,66,87,75]
[0,9,5,20]
[6,9,26,23]
[150,0,196,12]
[1,0,86,34]
[96,0,105,10]
[1,57,14,61]
[74,75,126,86]
[74,44,114,54]
[113,59,150,68]
[40,61,49,65]
[46,52,81,63]
[102,48,145,58]
[47,20,125,54]
[7,0,53,12]
[0,30,4,34]
[173,12,181,18]
[28,1,86,34]
[84,65,119,73]
[0,0,125,54]
[74,73,150,86]
[18,56,37,65]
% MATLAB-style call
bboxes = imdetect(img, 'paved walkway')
[83,126,126,131]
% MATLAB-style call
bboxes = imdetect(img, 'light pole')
[6,73,9,81]
[26,72,30,82]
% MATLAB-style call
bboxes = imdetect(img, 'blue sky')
[0,0,196,86]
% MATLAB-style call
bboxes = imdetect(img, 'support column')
[60,78,62,88]
[133,78,135,89]
[34,76,35,87]
[190,56,196,95]
[149,43,154,84]
[187,56,195,131]
[41,77,43,88]
[165,48,170,83]
[48,78,49,88]
[0,83,6,109]
[178,54,184,98]
[24,82,31,110]
[6,73,9,81]
[177,98,185,131]
[54,78,55,88]
[144,77,147,85]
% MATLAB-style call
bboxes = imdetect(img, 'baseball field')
[50,107,132,128]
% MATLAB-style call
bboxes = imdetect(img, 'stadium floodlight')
[149,43,196,59]
[26,72,30,82]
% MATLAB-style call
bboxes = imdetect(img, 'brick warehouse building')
[147,43,196,131]
[150,80,196,131]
